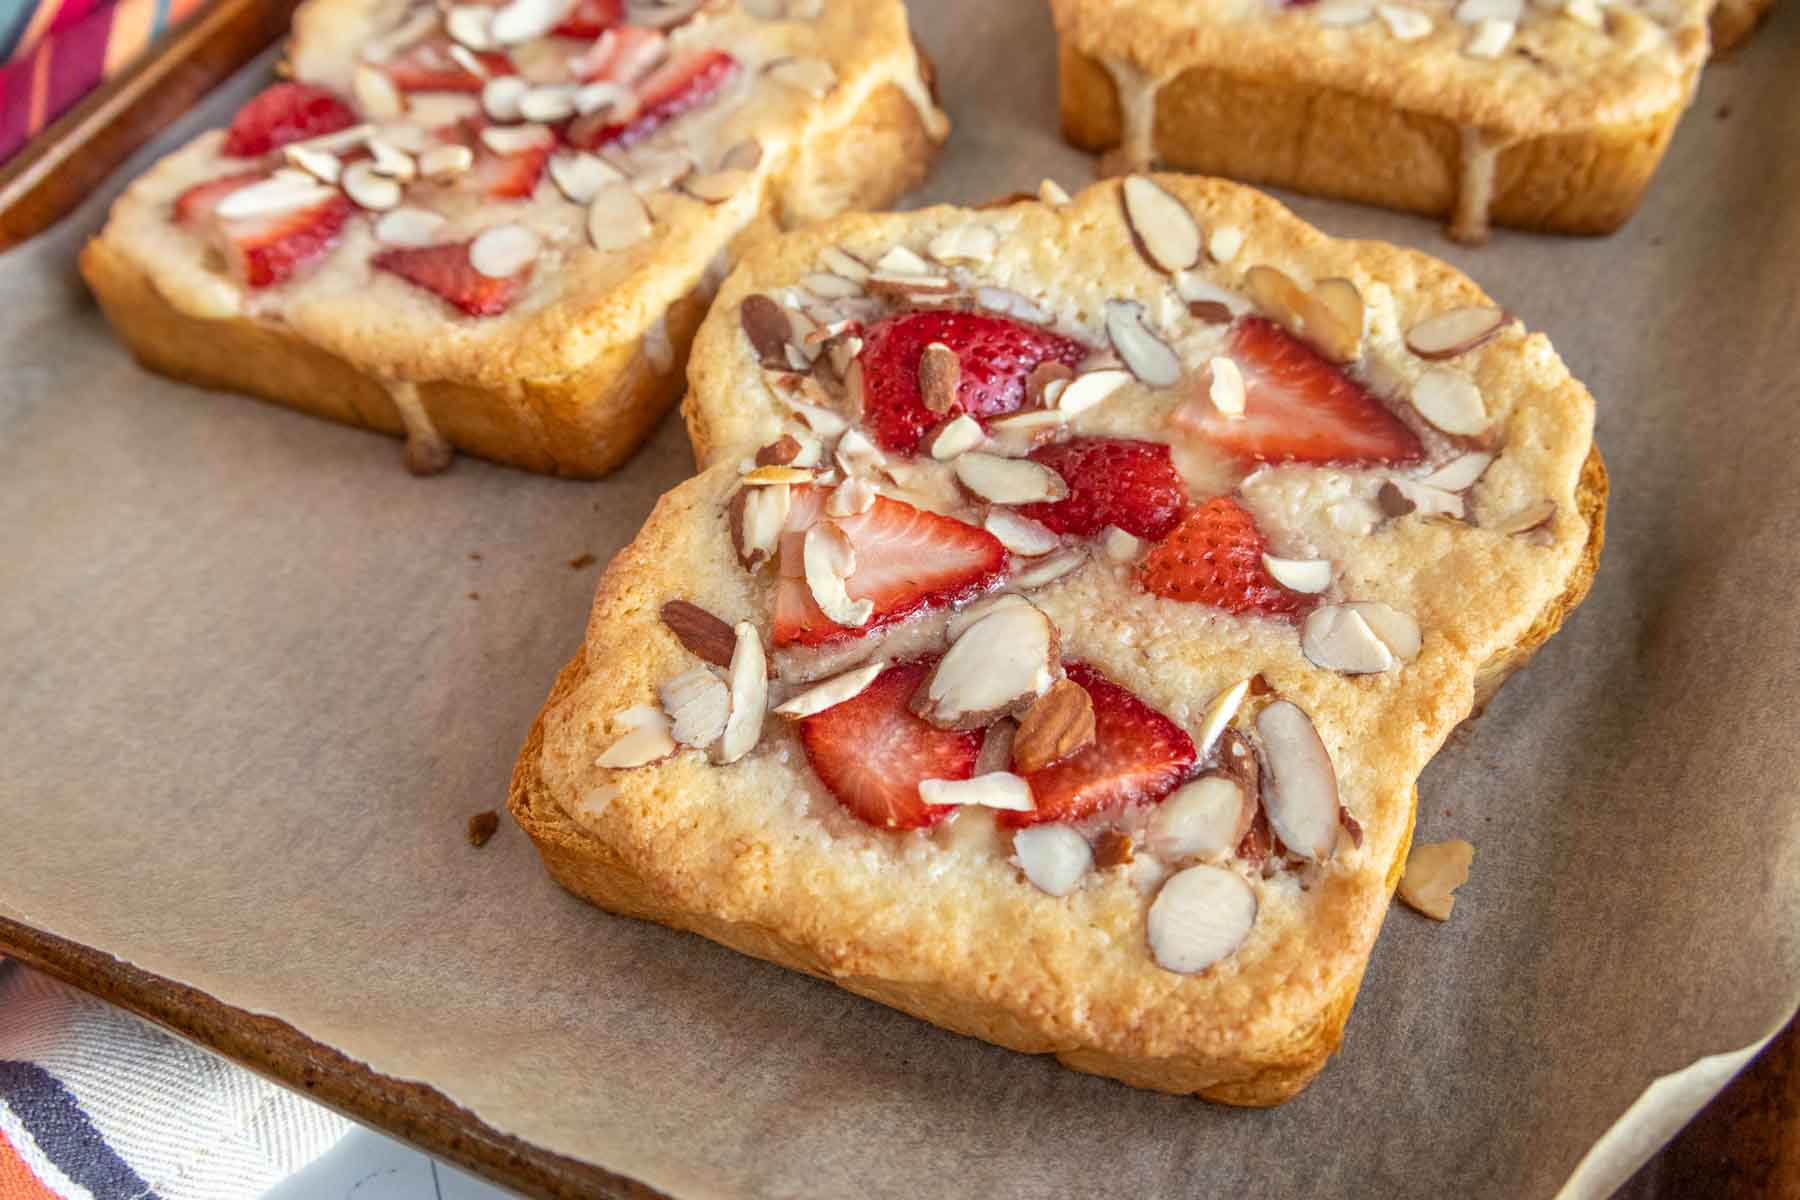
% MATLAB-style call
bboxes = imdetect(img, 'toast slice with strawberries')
[510,174,1605,1103]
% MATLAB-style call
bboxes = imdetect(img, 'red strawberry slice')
[553,0,626,37]
[467,140,551,199]
[1172,316,1424,466]
[384,39,515,93]
[1017,437,1187,541]
[372,240,530,317]
[572,25,667,84]
[771,486,1005,647]
[221,83,356,158]
[566,49,737,151]
[175,174,352,288]
[1136,497,1317,619]
[856,311,1089,454]
[798,659,982,831]
[1007,662,1195,828]
[173,171,267,225]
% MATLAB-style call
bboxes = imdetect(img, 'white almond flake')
[490,0,569,44]
[716,622,768,764]
[768,56,836,97]
[659,667,730,748]
[1209,224,1246,263]
[945,593,1033,642]
[1342,601,1422,660]
[520,83,580,122]
[366,138,416,180]
[985,409,1069,456]
[1258,701,1343,861]
[1412,367,1490,436]
[1378,3,1433,37]
[1147,865,1257,973]
[470,224,539,278]
[929,414,986,461]
[1399,840,1476,920]
[574,80,632,117]
[734,482,788,567]
[873,244,932,275]
[833,428,885,476]
[984,510,1060,557]
[803,523,872,628]
[1011,547,1086,589]
[1464,17,1515,56]
[1149,776,1247,862]
[288,123,373,154]
[1038,178,1072,205]
[1383,476,1466,520]
[549,152,622,204]
[774,660,886,719]
[819,246,870,282]
[283,144,341,183]
[927,223,998,265]
[1101,526,1143,563]
[974,287,1051,325]
[1262,555,1331,593]
[353,64,404,121]
[1418,451,1495,492]
[800,272,863,300]
[1012,825,1093,896]
[1121,175,1202,273]
[597,705,675,768]
[954,454,1069,505]
[1175,270,1247,315]
[717,138,763,174]
[446,43,490,81]
[786,396,848,438]
[374,207,446,246]
[1208,356,1246,417]
[624,148,694,194]
[686,169,752,203]
[740,465,813,486]
[1564,0,1604,25]
[214,176,337,219]
[1314,0,1373,22]
[1105,299,1181,387]
[588,184,653,251]
[919,773,1035,813]
[915,600,1058,730]
[1455,0,1521,18]
[1302,606,1396,675]
[446,4,496,49]
[1491,499,1557,536]
[418,143,474,180]
[1056,369,1130,415]
[825,477,878,517]
[480,123,552,156]
[1194,677,1251,757]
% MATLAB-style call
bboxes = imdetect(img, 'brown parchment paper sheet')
[3,2,1798,1196]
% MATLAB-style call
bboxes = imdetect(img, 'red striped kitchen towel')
[0,957,349,1199]
[0,0,211,166]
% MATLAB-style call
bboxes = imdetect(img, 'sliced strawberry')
[572,25,667,84]
[173,171,267,225]
[553,0,625,37]
[566,49,737,151]
[1172,317,1424,466]
[465,139,551,199]
[1136,497,1317,619]
[1017,437,1187,541]
[372,240,529,317]
[798,659,982,831]
[384,38,515,93]
[177,175,352,289]
[1007,662,1195,828]
[771,486,1005,647]
[221,82,356,158]
[856,311,1089,454]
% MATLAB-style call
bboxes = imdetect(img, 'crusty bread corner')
[80,75,942,478]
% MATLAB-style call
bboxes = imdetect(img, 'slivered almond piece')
[1100,526,1143,562]
[482,76,529,121]
[1491,499,1556,535]
[1056,368,1130,415]
[984,510,1060,557]
[874,245,932,274]
[659,600,737,667]
[1419,451,1495,491]
[1147,865,1257,973]
[446,4,496,48]
[1208,356,1246,417]
[1013,825,1092,896]
[1314,0,1374,23]
[214,176,337,219]
[954,454,1069,504]
[927,223,998,265]
[418,143,473,180]
[470,224,538,277]
[1148,776,1250,862]
[660,667,730,748]
[729,482,788,569]
[1011,546,1085,589]
[866,272,959,298]
[1399,840,1475,920]
[342,162,402,211]
[913,598,1058,730]
[573,80,631,117]
[974,287,1051,324]
[1245,264,1310,328]
[1379,3,1433,38]
[740,295,794,368]
[919,773,1035,812]
[1407,306,1508,359]
[741,465,813,485]
[1465,17,1515,57]
[1411,368,1490,436]
[1011,677,1096,772]
[715,622,767,764]
[354,64,405,120]
[597,705,676,768]
[919,342,960,414]
[767,55,836,97]
[1121,175,1202,273]
[366,138,416,180]
[284,144,341,183]
[1380,477,1465,519]
[490,0,566,43]
[550,152,623,204]
[519,84,578,124]
[833,427,885,476]
[803,522,872,627]
[1209,224,1245,263]
[774,660,885,718]
[825,477,877,516]
[1257,700,1341,860]
[1301,606,1396,675]
[800,272,863,300]
[1176,270,1246,317]
[945,592,1032,642]
[718,138,763,173]
[1307,278,1365,363]
[1262,555,1331,593]
[1342,601,1422,660]
[929,414,985,461]
[686,169,751,203]
[1038,178,1072,205]
[1105,299,1180,387]
[587,184,652,251]
[819,246,870,282]
[1194,677,1251,758]
[374,207,445,247]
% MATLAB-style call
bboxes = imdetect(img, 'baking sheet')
[3,1,1797,1196]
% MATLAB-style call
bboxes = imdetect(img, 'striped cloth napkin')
[0,958,350,1199]
[0,0,211,166]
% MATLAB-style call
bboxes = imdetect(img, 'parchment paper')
[3,3,1797,1196]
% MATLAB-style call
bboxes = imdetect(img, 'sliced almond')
[1056,368,1130,415]
[929,414,985,461]
[446,43,491,82]
[574,79,632,117]
[549,152,623,204]
[1105,299,1180,387]
[366,138,416,180]
[800,272,864,300]
[945,592,1033,642]
[715,622,768,764]
[913,598,1058,730]
[445,4,496,49]
[1100,526,1143,563]
[819,246,870,282]
[832,427,885,476]
[1245,264,1309,329]
[374,206,447,246]
[490,0,567,44]
[919,342,960,414]
[954,454,1069,505]
[1262,555,1331,593]
[1208,356,1246,417]
[1307,278,1365,363]
[213,176,337,219]
[919,773,1035,812]
[1256,700,1341,861]
[283,144,341,183]
[729,481,788,570]
[520,83,579,122]
[825,477,878,517]
[1314,0,1374,23]
[866,272,959,298]
[1011,547,1086,589]
[983,409,1069,453]
[774,660,885,718]
[1491,499,1556,536]
[803,522,873,628]
[1411,367,1490,436]
[1121,175,1202,273]
[1011,677,1095,772]
[974,287,1051,325]
[659,599,737,667]
[354,64,405,121]
[480,123,552,156]
[469,224,539,278]
[1208,224,1245,263]
[767,56,836,97]
[418,143,474,180]
[1380,477,1465,520]
[984,510,1060,557]
[1464,17,1515,56]
[926,223,998,265]
[623,147,693,193]
[1175,269,1246,317]
[588,183,653,251]
[482,75,530,122]
[1418,451,1495,491]
[1301,606,1396,675]
[1407,306,1507,359]
[1148,776,1249,862]
[686,169,752,203]
[1038,178,1072,205]
[1194,677,1252,758]
[717,137,763,173]
[1012,825,1093,897]
[1341,601,1422,661]
[741,465,813,486]
[1378,3,1434,38]
[1146,865,1257,973]
[597,705,676,768]
[1398,839,1475,920]
[1328,497,1381,536]
[342,161,402,212]
[659,667,730,748]
[873,245,932,275]
[740,295,794,368]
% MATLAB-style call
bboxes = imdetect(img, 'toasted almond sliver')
[873,244,932,275]
[374,206,447,246]
[686,169,752,203]
[803,523,872,628]
[1491,499,1557,536]
[914,599,1059,731]
[1411,367,1490,436]
[1307,278,1365,363]
[954,453,1069,505]
[1011,546,1086,589]
[480,123,552,156]
[1147,865,1257,972]
[716,622,768,764]
[418,143,474,180]
[1465,16,1515,56]
[1208,356,1246,417]
[1314,0,1374,23]
[819,246,870,282]
[354,64,405,121]
[1302,606,1396,675]
[1038,178,1072,205]
[588,183,653,252]
[342,161,402,211]
[214,177,338,219]
[1263,555,1331,593]
[866,272,958,298]
[825,477,878,517]
[519,83,579,123]
[1406,306,1508,359]
[974,287,1052,325]
[283,144,341,183]
[768,55,836,97]
[921,772,1035,812]
[659,667,730,749]
[741,465,813,486]
[1105,299,1180,387]
[1194,677,1251,758]
[984,509,1060,557]
[1399,839,1476,920]
[597,705,675,768]
[1056,368,1131,415]
[1121,175,1202,273]
[1342,601,1422,660]
[1013,824,1093,896]
[1257,700,1341,861]
[446,4,496,48]
[929,414,985,461]
[1418,451,1495,492]
[1100,526,1143,563]
[774,660,886,718]
[800,271,863,300]
[367,138,416,180]
[549,152,623,204]
[1148,776,1248,863]
[927,223,998,266]
[469,224,539,278]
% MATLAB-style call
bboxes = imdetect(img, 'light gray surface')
[3,3,1798,1198]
